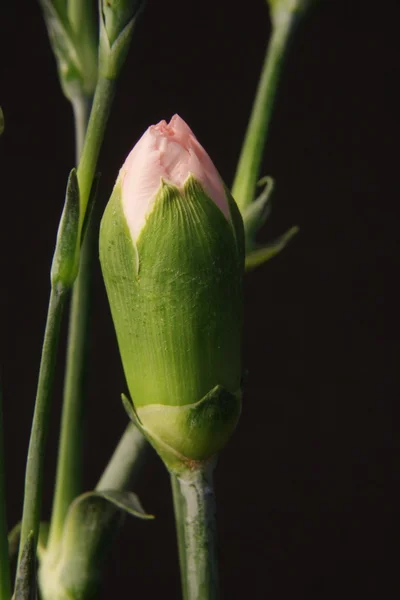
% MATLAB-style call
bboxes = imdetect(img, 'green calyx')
[123,385,241,469]
[99,0,145,79]
[100,174,244,463]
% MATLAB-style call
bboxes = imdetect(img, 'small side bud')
[39,0,98,99]
[99,0,145,79]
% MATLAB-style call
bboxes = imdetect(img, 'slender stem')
[96,423,148,491]
[47,77,116,556]
[71,94,92,163]
[0,386,11,600]
[231,13,297,213]
[170,462,219,600]
[77,76,115,216]
[16,287,67,571]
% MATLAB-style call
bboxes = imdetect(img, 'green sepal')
[242,176,274,251]
[13,531,36,600]
[245,225,299,271]
[75,490,154,520]
[122,385,241,471]
[51,169,81,290]
[100,177,243,409]
[38,490,152,600]
[99,0,145,79]
[100,0,145,48]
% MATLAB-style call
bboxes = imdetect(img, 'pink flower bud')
[120,114,230,241]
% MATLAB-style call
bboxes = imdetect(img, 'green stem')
[47,77,116,557]
[16,287,67,572]
[96,423,148,491]
[71,94,92,163]
[171,474,188,600]
[231,12,297,213]
[0,387,11,600]
[77,76,115,215]
[170,462,219,600]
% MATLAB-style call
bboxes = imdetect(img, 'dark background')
[1,0,399,598]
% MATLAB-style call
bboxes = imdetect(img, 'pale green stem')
[231,13,297,213]
[170,462,218,600]
[71,94,92,163]
[47,77,116,557]
[0,386,11,600]
[96,424,148,491]
[77,76,115,215]
[16,287,67,573]
[171,474,188,600]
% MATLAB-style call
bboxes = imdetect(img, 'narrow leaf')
[51,168,81,289]
[245,225,299,271]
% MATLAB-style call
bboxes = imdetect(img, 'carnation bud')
[99,115,244,467]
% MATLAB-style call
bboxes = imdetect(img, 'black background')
[1,0,399,598]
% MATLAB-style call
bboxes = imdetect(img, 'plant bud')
[100,115,244,465]
[99,0,145,79]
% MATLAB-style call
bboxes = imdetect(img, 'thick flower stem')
[0,386,11,600]
[231,11,297,213]
[47,77,116,557]
[171,474,188,599]
[170,461,219,600]
[16,287,67,572]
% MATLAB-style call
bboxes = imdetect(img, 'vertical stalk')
[0,386,11,600]
[171,474,188,600]
[47,76,116,557]
[231,12,297,213]
[77,77,115,214]
[170,462,219,600]
[17,287,67,569]
[71,94,92,163]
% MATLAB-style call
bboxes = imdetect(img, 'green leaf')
[13,531,36,600]
[242,176,275,250]
[245,225,299,271]
[51,168,81,290]
[39,490,152,600]
[80,490,154,520]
